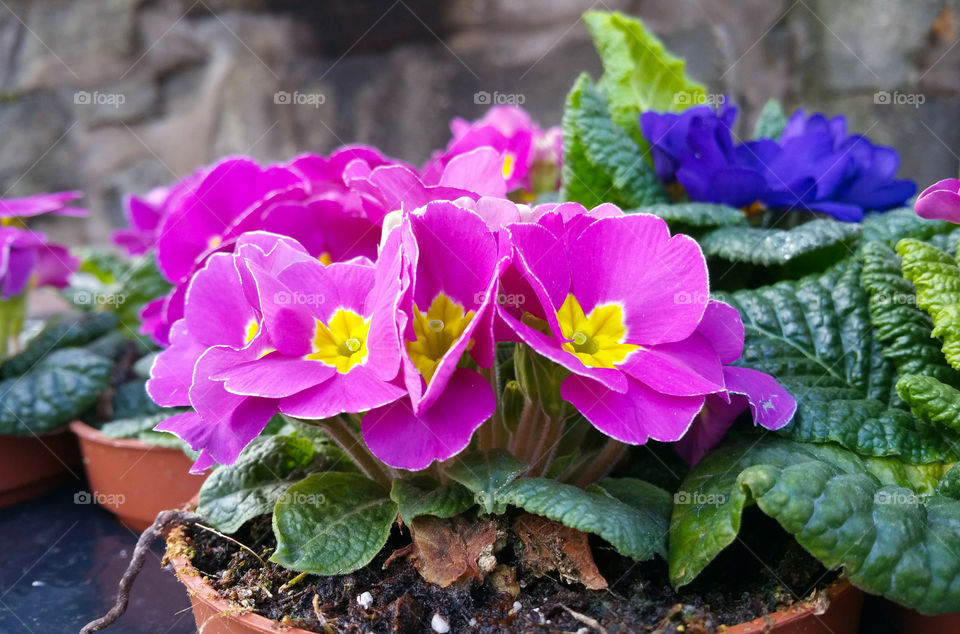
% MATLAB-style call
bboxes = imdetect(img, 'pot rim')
[166,525,856,633]
[168,530,314,634]
[69,420,177,452]
[724,577,856,633]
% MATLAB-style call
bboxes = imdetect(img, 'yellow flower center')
[319,252,332,266]
[244,320,259,344]
[208,235,222,249]
[502,152,516,180]
[406,293,475,384]
[557,295,639,369]
[306,309,370,373]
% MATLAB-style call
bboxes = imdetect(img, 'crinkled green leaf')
[99,411,179,439]
[583,10,706,145]
[627,203,747,229]
[897,374,960,437]
[444,449,528,514]
[560,74,618,208]
[69,250,171,332]
[272,472,397,575]
[752,99,787,140]
[898,238,960,370]
[861,242,960,384]
[0,348,112,435]
[670,436,960,614]
[390,475,474,521]
[500,477,669,561]
[572,76,668,207]
[0,312,118,379]
[861,455,953,497]
[589,477,674,520]
[861,208,954,245]
[720,259,958,463]
[198,435,317,534]
[937,463,960,498]
[701,219,860,267]
[112,379,163,420]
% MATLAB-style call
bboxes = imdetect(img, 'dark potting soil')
[176,509,838,633]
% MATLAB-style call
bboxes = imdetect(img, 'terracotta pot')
[70,421,206,531]
[724,579,862,634]
[168,525,861,634]
[169,552,313,634]
[884,602,960,634]
[0,428,81,507]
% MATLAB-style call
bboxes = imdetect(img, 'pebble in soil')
[181,508,838,633]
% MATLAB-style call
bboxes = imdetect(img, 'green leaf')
[0,348,113,435]
[444,450,528,514]
[560,74,618,209]
[700,219,860,267]
[862,242,960,384]
[583,10,706,145]
[112,379,163,420]
[897,374,960,436]
[590,477,674,520]
[627,202,747,231]
[861,207,955,245]
[272,472,398,575]
[99,411,177,439]
[198,435,317,534]
[937,463,960,498]
[670,436,960,614]
[390,475,474,521]
[68,251,172,331]
[752,99,787,140]
[499,477,669,561]
[898,238,960,370]
[720,258,958,463]
[0,312,118,379]
[571,76,668,207]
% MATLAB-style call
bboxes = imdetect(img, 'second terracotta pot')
[70,421,206,531]
[0,428,81,507]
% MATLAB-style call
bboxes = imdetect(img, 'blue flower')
[640,105,916,222]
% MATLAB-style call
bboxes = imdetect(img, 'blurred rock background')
[1,0,958,245]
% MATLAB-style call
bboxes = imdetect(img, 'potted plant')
[0,191,92,506]
[62,233,208,530]
[82,9,960,633]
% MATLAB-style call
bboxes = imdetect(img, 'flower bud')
[514,343,571,420]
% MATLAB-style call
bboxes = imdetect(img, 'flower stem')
[573,439,628,488]
[509,399,539,460]
[318,416,392,490]
[527,415,564,476]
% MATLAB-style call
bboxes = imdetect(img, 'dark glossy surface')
[0,480,193,634]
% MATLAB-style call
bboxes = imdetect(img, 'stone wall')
[1,0,958,245]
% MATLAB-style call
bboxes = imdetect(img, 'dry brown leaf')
[513,513,608,590]
[410,515,498,588]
